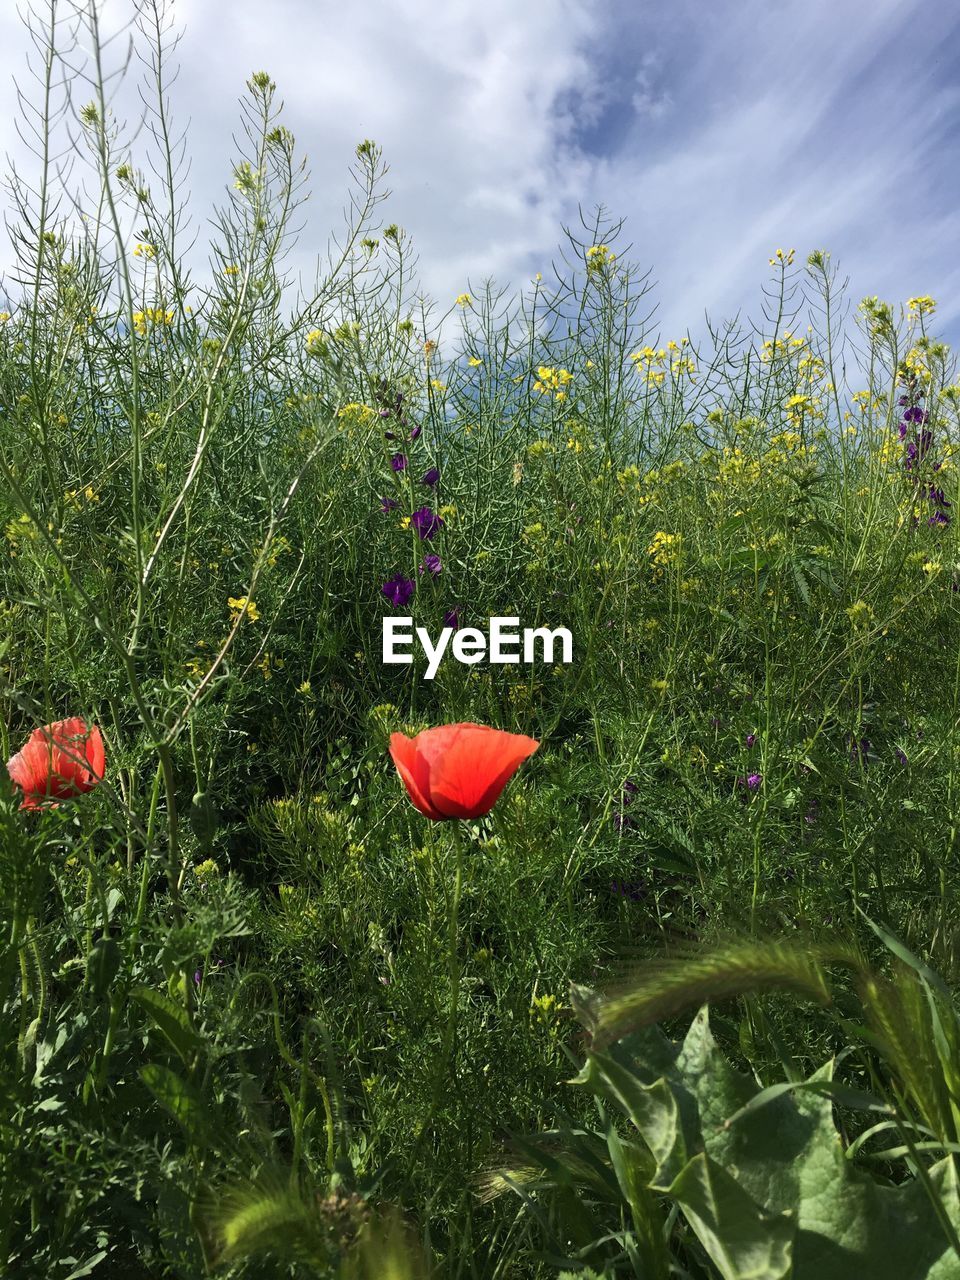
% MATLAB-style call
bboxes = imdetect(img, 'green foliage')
[486,929,960,1277]
[1,1,960,1276]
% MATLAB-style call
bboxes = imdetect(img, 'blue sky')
[0,0,957,366]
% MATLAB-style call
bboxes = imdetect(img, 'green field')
[2,9,960,1278]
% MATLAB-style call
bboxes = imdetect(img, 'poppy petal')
[428,724,539,819]
[389,732,445,820]
[6,718,105,809]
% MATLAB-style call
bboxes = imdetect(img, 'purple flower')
[411,506,444,540]
[380,496,399,515]
[381,574,414,607]
[621,779,639,805]
[379,408,392,420]
[746,733,756,749]
[421,467,440,488]
[710,717,721,730]
[420,554,442,577]
[384,431,397,441]
[391,453,407,472]
[746,772,762,790]
[849,736,871,766]
[895,747,908,766]
[194,969,202,986]
[903,405,928,424]
[443,607,461,630]
[410,426,422,441]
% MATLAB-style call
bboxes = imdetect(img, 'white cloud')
[0,0,956,363]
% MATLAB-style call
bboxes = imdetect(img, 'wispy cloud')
[0,0,956,365]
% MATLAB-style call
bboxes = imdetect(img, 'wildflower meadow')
[2,4,960,1278]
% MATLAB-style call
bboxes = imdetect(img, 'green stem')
[407,821,465,1182]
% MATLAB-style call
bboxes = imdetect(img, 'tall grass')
[1,1,959,1275]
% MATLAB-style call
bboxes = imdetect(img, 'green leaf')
[131,985,204,1065]
[577,1052,693,1188]
[140,1063,211,1144]
[63,1251,109,1279]
[669,1152,794,1280]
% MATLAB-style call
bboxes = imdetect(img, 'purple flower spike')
[381,574,415,607]
[746,733,756,748]
[410,426,422,441]
[411,506,444,540]
[380,496,399,515]
[746,773,762,789]
[193,969,202,986]
[420,554,442,577]
[391,453,407,472]
[421,467,440,488]
[384,431,397,441]
[379,408,392,420]
[895,747,908,765]
[443,607,461,630]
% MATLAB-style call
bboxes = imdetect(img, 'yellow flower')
[907,295,936,317]
[768,247,796,267]
[305,328,328,357]
[455,293,472,306]
[227,595,260,623]
[467,356,482,367]
[586,244,615,270]
[224,264,240,276]
[133,242,156,259]
[430,379,446,392]
[258,652,283,680]
[845,600,874,630]
[648,530,681,568]
[336,401,376,424]
[532,366,573,397]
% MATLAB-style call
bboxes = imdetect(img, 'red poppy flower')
[6,717,106,811]
[389,722,539,820]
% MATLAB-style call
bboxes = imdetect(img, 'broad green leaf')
[578,1052,692,1188]
[669,1152,794,1280]
[140,1063,210,1145]
[131,985,204,1065]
